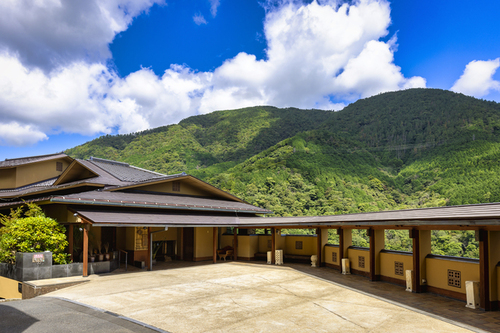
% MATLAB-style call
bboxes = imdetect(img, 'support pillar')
[213,227,217,263]
[341,228,352,260]
[68,224,74,263]
[147,227,152,271]
[369,228,384,281]
[233,227,238,261]
[338,228,344,262]
[271,227,276,264]
[316,228,322,266]
[479,229,490,310]
[83,224,89,277]
[488,231,500,311]
[411,229,431,293]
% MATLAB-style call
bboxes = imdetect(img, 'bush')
[0,203,70,264]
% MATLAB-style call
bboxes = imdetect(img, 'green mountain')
[67,88,500,258]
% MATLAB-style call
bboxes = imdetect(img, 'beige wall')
[258,235,272,253]
[220,234,234,248]
[0,277,22,299]
[194,227,213,259]
[347,248,370,273]
[324,245,340,266]
[137,180,212,197]
[237,236,259,258]
[380,252,413,281]
[152,227,178,241]
[426,257,479,295]
[0,168,16,189]
[284,236,316,255]
[15,159,69,188]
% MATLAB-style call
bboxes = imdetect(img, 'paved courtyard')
[41,262,483,332]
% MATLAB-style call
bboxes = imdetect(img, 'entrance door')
[183,227,194,261]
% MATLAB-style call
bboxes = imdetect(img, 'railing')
[118,249,128,272]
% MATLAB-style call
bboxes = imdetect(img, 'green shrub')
[0,203,70,264]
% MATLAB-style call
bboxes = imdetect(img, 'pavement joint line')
[292,268,489,333]
[48,296,169,333]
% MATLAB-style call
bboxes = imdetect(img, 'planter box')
[15,252,52,281]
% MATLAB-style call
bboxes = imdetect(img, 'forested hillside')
[66,88,500,259]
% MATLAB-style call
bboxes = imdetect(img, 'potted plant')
[89,244,95,263]
[97,242,104,261]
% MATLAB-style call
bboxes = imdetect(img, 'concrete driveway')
[44,262,475,333]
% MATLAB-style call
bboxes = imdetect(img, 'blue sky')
[0,0,499,160]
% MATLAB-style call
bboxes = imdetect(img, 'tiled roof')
[87,157,166,182]
[0,153,69,168]
[52,190,272,214]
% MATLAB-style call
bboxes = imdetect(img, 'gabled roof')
[0,153,71,169]
[87,157,166,182]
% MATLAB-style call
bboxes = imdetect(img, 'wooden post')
[316,228,322,267]
[338,228,344,262]
[233,227,238,261]
[213,227,217,263]
[147,227,152,271]
[369,228,376,281]
[271,227,276,264]
[411,228,420,293]
[479,229,490,310]
[68,224,74,263]
[83,224,89,277]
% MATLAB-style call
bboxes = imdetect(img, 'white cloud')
[0,0,427,146]
[0,0,164,71]
[193,13,208,25]
[210,0,220,17]
[0,122,47,146]
[451,59,500,98]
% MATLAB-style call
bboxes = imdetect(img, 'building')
[1,153,500,311]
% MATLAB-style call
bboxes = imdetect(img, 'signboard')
[32,254,45,263]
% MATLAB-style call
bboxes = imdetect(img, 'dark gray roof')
[73,207,242,227]
[0,153,69,168]
[87,157,166,182]
[238,202,500,227]
[76,160,132,186]
[51,190,271,214]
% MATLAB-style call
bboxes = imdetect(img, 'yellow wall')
[15,159,70,188]
[0,168,16,189]
[237,236,259,258]
[0,277,22,299]
[125,227,136,251]
[194,227,213,258]
[136,180,212,197]
[324,245,340,265]
[284,236,316,255]
[152,227,178,241]
[380,252,413,281]
[258,235,272,253]
[221,234,234,248]
[347,248,370,273]
[426,257,479,295]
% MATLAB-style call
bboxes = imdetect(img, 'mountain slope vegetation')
[66,88,500,258]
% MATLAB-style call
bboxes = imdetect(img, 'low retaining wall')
[0,251,120,282]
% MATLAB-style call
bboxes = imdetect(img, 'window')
[395,262,404,276]
[448,270,461,288]
[267,240,272,249]
[172,181,181,192]
[358,256,365,268]
[56,162,63,172]
[332,252,337,263]
[295,241,303,250]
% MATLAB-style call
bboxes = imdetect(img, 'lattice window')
[172,181,181,192]
[267,240,272,249]
[395,262,404,276]
[358,256,365,268]
[448,270,461,288]
[332,252,337,263]
[295,241,303,250]
[56,162,63,171]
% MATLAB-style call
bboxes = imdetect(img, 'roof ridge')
[88,156,129,166]
[4,152,67,162]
